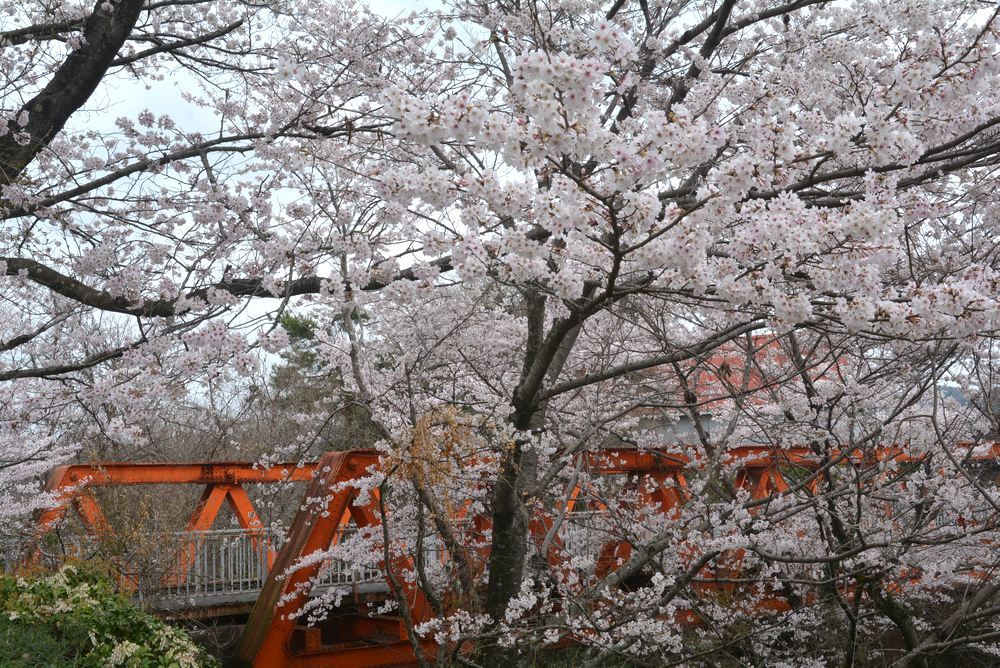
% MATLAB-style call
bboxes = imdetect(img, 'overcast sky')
[78,0,444,138]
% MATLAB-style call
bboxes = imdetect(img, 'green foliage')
[270,311,381,451]
[0,564,217,667]
[0,615,66,667]
[277,313,321,371]
[278,313,317,342]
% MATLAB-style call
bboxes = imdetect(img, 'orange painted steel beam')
[44,461,318,489]
[36,461,316,534]
[582,442,1000,475]
[235,450,434,668]
[591,469,689,579]
[697,466,795,596]
[165,483,273,586]
[31,461,316,582]
[72,492,114,538]
[38,441,1000,513]
[250,639,437,668]
[186,485,232,531]
[586,448,689,473]
[33,443,998,550]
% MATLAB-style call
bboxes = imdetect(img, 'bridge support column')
[235,450,434,668]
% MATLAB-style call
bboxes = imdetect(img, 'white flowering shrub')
[0,564,217,667]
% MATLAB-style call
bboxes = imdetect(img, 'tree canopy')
[4,0,1000,664]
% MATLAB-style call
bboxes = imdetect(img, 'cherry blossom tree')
[0,0,408,530]
[5,0,1000,664]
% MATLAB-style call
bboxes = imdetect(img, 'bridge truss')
[28,445,1000,667]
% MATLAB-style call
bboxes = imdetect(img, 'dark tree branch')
[1,252,460,318]
[109,19,244,67]
[0,313,72,352]
[1,137,261,220]
[536,319,765,401]
[0,18,85,45]
[0,344,132,381]
[0,0,146,186]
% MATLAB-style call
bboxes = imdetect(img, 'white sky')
[78,0,445,137]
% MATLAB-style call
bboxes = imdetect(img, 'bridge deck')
[17,516,610,615]
[18,527,394,614]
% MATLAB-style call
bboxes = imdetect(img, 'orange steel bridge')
[27,444,1000,667]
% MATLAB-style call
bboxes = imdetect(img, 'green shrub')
[0,564,218,667]
[0,615,66,667]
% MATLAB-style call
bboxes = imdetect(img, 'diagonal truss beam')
[235,450,434,667]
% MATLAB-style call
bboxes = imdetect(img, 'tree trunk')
[0,0,145,185]
[484,289,585,660]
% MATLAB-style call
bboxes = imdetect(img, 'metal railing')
[15,527,387,610]
[153,527,385,609]
[14,513,616,610]
[156,529,273,607]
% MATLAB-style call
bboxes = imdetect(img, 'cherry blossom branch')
[0,312,72,352]
[0,0,146,186]
[0,252,457,317]
[0,343,136,381]
[0,18,85,45]
[109,19,244,67]
[1,137,261,219]
[536,320,765,401]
